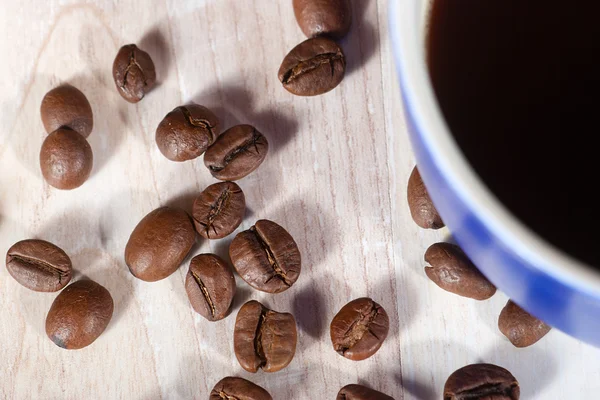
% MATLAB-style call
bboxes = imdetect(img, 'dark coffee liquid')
[427,1,600,267]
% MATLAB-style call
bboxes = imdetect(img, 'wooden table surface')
[1,1,599,399]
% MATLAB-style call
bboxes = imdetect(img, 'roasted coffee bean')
[278,37,346,96]
[444,363,520,400]
[6,239,72,292]
[337,384,395,400]
[425,242,496,300]
[125,206,196,282]
[192,182,245,239]
[407,166,444,229]
[185,254,235,321]
[155,104,220,162]
[40,85,93,137]
[112,44,156,103]
[330,297,389,361]
[45,279,114,350]
[210,376,272,400]
[498,300,551,348]
[40,128,93,190]
[234,300,297,373]
[204,125,268,181]
[229,219,301,293]
[293,0,352,39]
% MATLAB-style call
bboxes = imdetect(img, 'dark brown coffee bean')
[278,37,346,96]
[234,300,297,373]
[407,166,444,229]
[204,125,268,181]
[45,279,114,350]
[293,0,352,39]
[337,384,395,400]
[40,128,93,190]
[5,239,72,292]
[498,300,551,348]
[210,377,272,400]
[229,219,301,293]
[112,44,156,103]
[444,363,520,400]
[185,254,235,321]
[192,182,245,239]
[155,104,220,162]
[330,297,389,361]
[40,85,93,137]
[125,206,196,282]
[425,242,496,300]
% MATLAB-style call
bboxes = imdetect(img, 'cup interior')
[391,0,600,295]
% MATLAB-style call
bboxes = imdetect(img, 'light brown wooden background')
[0,1,599,399]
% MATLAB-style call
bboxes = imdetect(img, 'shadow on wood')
[139,24,173,87]
[343,0,379,77]
[399,375,436,400]
[293,285,327,339]
[191,82,298,155]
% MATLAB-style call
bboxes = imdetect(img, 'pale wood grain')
[0,1,599,399]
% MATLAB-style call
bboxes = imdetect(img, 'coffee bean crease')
[179,106,217,139]
[195,187,235,236]
[447,382,517,400]
[282,52,344,84]
[122,50,148,91]
[251,226,293,287]
[8,254,69,282]
[337,303,381,354]
[191,271,216,318]
[219,392,239,400]
[253,311,268,368]
[209,128,264,173]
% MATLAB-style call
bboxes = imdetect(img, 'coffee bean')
[45,279,114,350]
[192,181,245,239]
[40,128,93,190]
[293,0,352,39]
[125,206,196,282]
[407,166,444,229]
[5,239,72,292]
[40,85,93,137]
[278,37,346,96]
[498,300,551,348]
[155,104,220,162]
[210,376,272,400]
[424,242,496,300]
[330,297,389,361]
[444,363,520,400]
[337,384,395,400]
[204,125,268,181]
[234,300,297,373]
[185,254,236,321]
[229,219,301,293]
[112,44,156,103]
